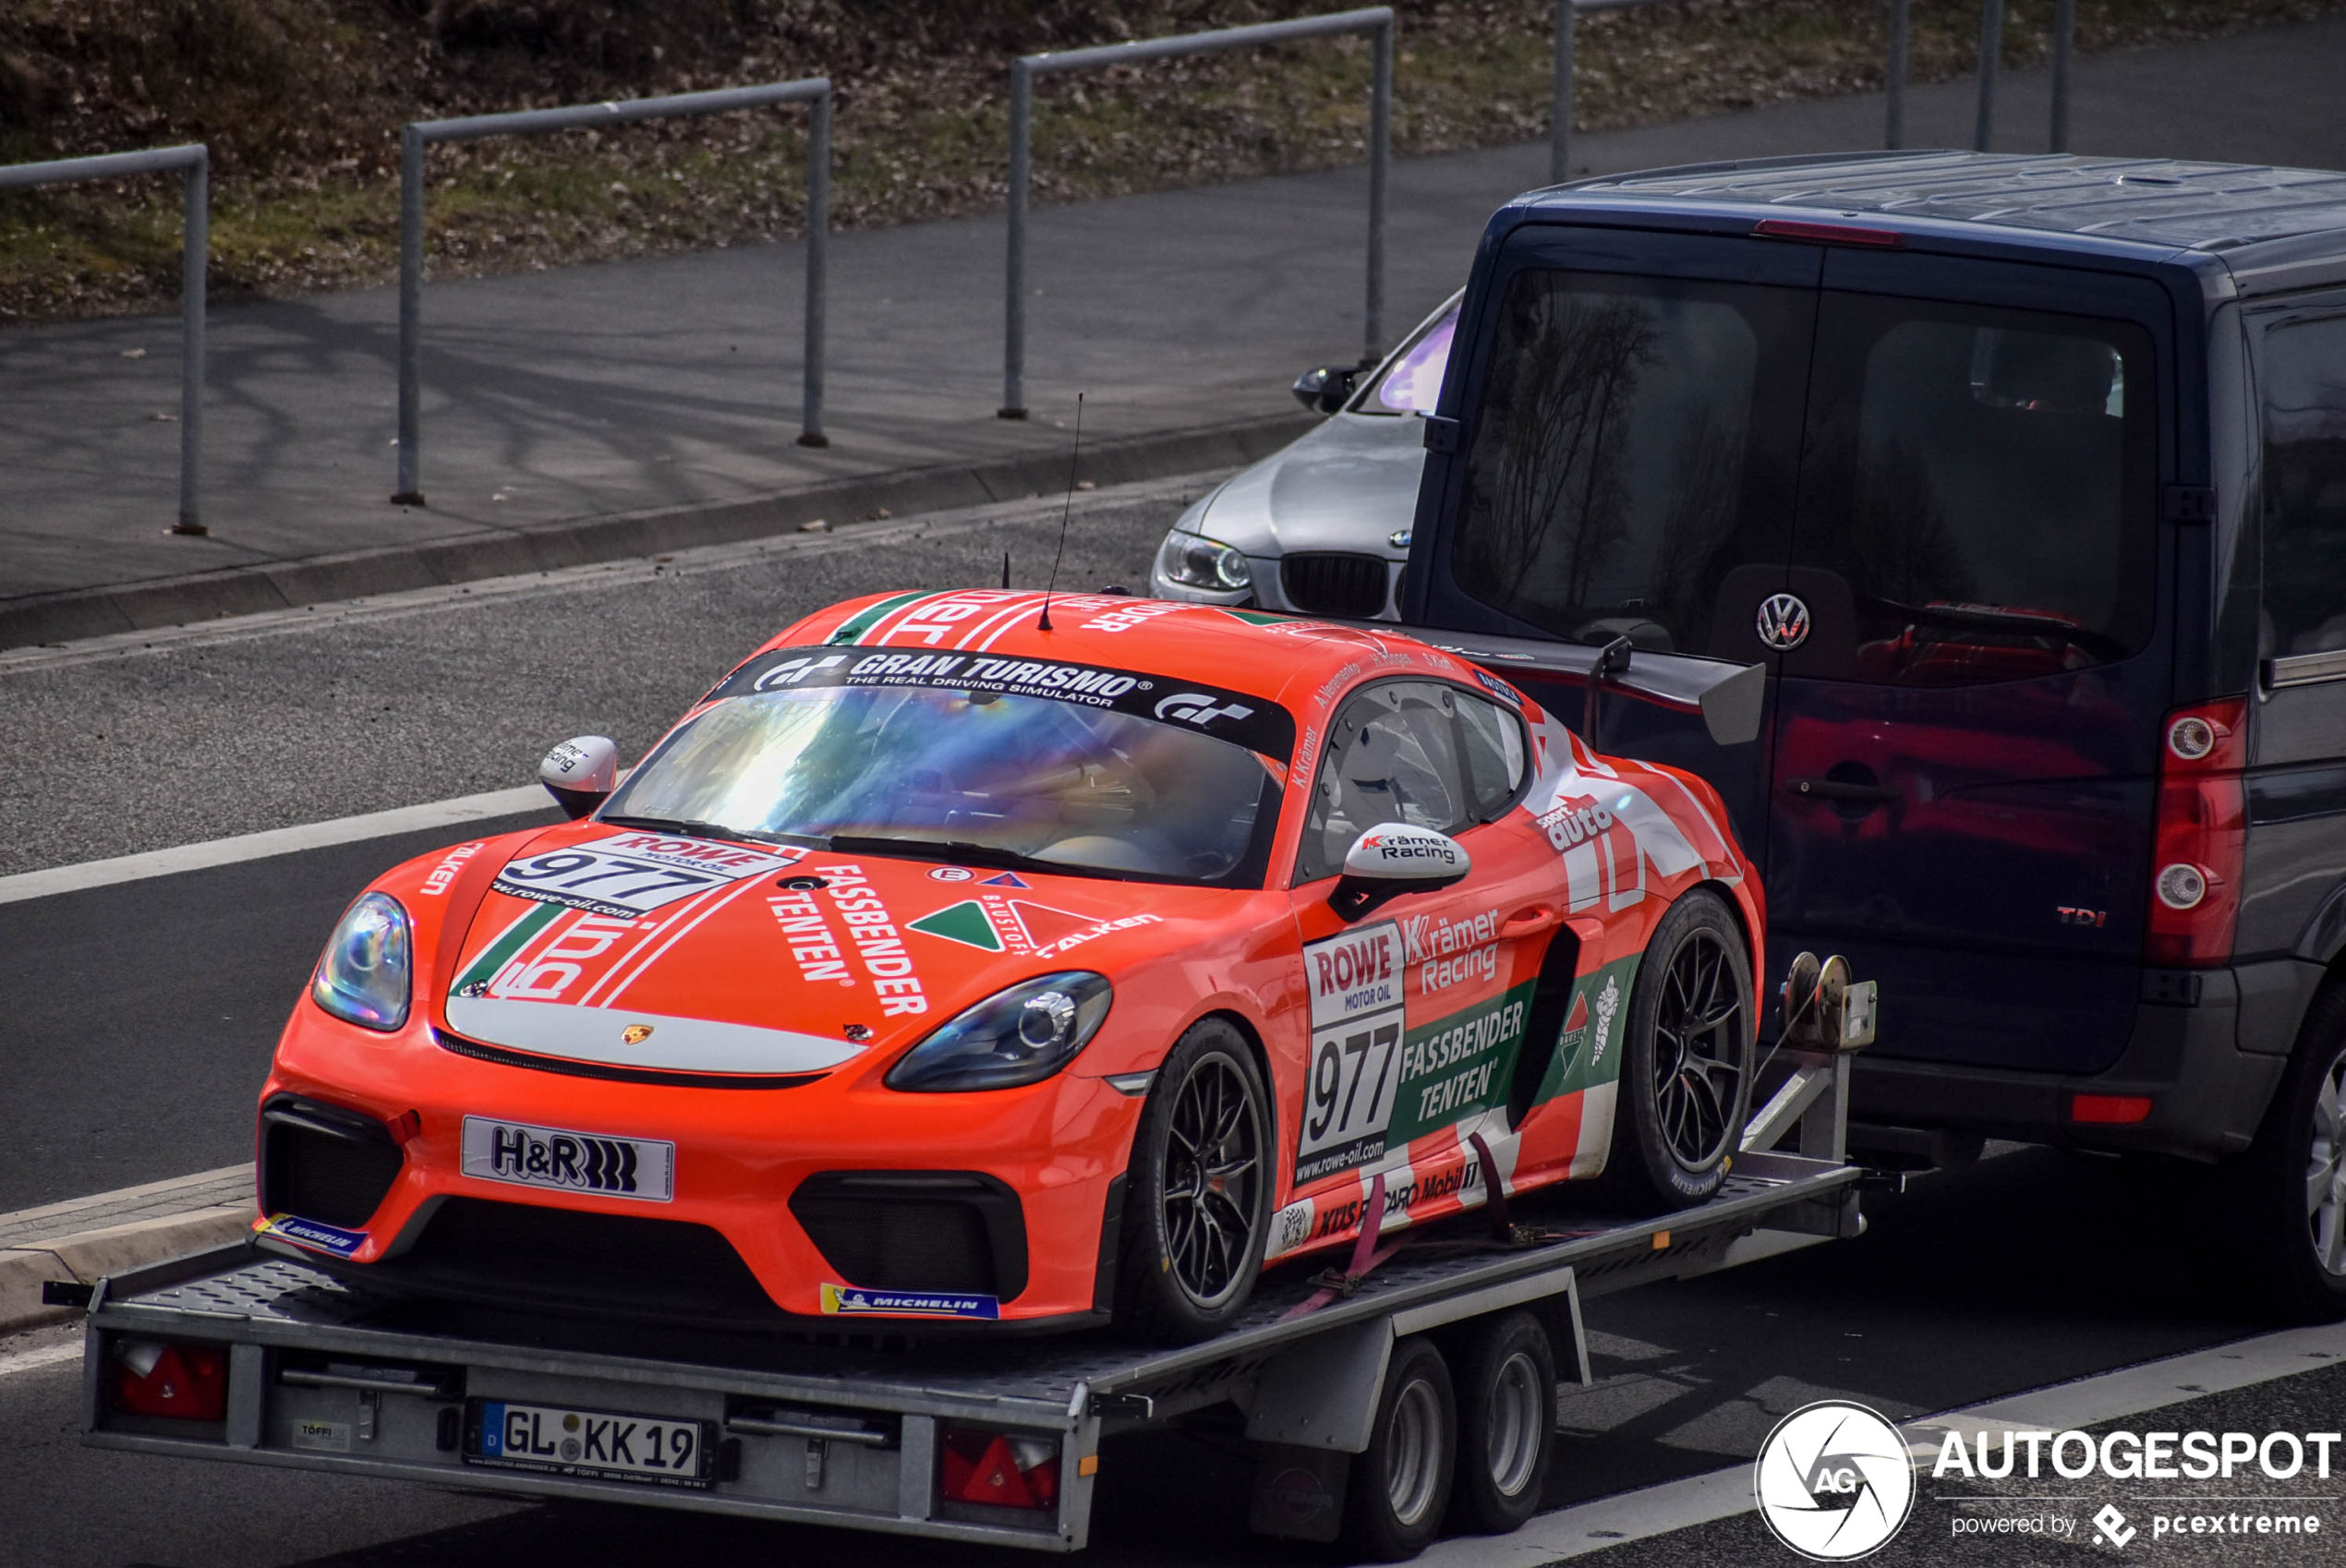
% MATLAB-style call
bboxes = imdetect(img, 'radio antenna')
[1037,392,1083,632]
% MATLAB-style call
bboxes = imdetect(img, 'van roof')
[1532,151,2346,296]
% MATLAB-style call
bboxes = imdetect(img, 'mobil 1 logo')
[1296,921,1406,1185]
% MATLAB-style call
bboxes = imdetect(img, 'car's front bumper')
[260,1011,1144,1327]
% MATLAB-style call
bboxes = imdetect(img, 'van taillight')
[2144,698,2247,968]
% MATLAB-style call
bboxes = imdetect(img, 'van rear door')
[1755,253,2173,1076]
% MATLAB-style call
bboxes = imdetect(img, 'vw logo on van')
[1756,593,1812,652]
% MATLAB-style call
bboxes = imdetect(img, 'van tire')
[2235,984,2346,1321]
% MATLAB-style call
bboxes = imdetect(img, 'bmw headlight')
[1154,530,1253,593]
[886,972,1113,1092]
[311,892,412,1031]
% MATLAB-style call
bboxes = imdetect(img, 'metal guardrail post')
[0,144,212,536]
[998,7,1396,420]
[394,124,425,504]
[1884,0,1909,150]
[393,78,832,502]
[1974,0,2005,151]
[1551,0,1576,184]
[2050,0,2076,153]
[1002,59,1033,420]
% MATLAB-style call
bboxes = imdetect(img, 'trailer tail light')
[2072,1093,2154,1125]
[940,1425,1060,1511]
[2144,698,2247,968]
[115,1340,228,1420]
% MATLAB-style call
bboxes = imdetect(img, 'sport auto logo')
[1754,1400,1916,1560]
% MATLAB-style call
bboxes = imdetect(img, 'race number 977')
[1297,1020,1402,1179]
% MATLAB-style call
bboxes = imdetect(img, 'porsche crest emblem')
[620,1023,656,1046]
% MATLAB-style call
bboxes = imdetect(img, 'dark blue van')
[1401,151,2346,1316]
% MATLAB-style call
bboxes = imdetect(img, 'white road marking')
[0,785,550,906]
[0,1337,82,1380]
[1410,1321,2346,1564]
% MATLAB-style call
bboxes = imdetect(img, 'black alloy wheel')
[1116,1019,1271,1343]
[1653,924,1747,1172]
[1603,889,1756,1210]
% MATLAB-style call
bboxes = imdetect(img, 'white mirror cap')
[1344,823,1470,882]
[539,735,619,795]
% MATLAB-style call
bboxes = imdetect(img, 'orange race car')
[262,589,1762,1342]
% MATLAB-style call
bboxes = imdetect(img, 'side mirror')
[1291,365,1359,415]
[539,735,619,820]
[1330,823,1470,921]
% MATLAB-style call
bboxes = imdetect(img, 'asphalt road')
[3,473,2337,1563]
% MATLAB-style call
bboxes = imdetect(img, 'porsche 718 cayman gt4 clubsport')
[262,590,1762,1343]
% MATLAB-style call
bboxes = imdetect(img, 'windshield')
[603,687,1280,886]
[1354,297,1460,415]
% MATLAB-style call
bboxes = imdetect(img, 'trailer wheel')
[1114,1018,1272,1344]
[1448,1310,1554,1534]
[2234,984,2346,1321]
[1346,1335,1457,1562]
[1602,889,1755,1211]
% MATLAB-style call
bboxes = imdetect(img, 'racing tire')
[1346,1335,1457,1562]
[2233,984,2346,1322]
[1446,1309,1555,1535]
[1601,888,1756,1212]
[1113,1018,1273,1345]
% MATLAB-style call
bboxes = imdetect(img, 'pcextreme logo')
[1754,1400,1917,1561]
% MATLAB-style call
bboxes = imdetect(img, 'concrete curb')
[0,1163,258,1334]
[0,1206,256,1333]
[0,411,1315,653]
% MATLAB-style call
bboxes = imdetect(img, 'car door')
[1286,679,1557,1220]
[1757,253,2175,1075]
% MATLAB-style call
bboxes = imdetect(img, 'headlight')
[885,972,1112,1092]
[1154,530,1253,593]
[311,892,412,1031]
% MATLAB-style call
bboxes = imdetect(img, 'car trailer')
[77,981,1874,1559]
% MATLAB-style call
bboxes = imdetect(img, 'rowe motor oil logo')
[1755,1401,1917,1560]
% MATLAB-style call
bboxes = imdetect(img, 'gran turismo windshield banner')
[706,645,1297,761]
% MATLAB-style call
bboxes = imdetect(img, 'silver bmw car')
[1149,290,1460,621]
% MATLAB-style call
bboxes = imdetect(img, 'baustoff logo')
[1754,1401,1917,1560]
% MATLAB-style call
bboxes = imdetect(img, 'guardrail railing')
[1551,0,2076,181]
[0,145,209,536]
[393,78,832,505]
[999,7,1395,420]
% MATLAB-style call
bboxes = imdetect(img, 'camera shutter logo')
[1756,593,1812,652]
[1753,1400,1915,1560]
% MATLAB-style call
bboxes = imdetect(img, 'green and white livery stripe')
[1535,952,1639,1107]
[453,902,562,995]
[825,591,930,646]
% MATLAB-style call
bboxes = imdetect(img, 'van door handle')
[1501,905,1558,937]
[1785,778,1900,806]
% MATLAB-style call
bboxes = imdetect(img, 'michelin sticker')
[259,1213,368,1258]
[820,1284,1000,1321]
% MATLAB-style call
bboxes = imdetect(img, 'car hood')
[437,825,1221,1080]
[1191,412,1427,558]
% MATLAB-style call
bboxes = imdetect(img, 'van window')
[1448,270,1815,654]
[2258,311,2346,660]
[1792,298,2157,686]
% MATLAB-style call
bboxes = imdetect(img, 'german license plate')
[466,1399,711,1489]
